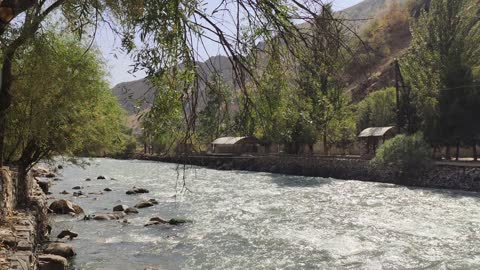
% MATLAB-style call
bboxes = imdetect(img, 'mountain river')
[48,158,480,269]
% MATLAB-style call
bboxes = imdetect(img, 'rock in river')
[97,176,106,180]
[57,230,78,240]
[49,199,84,215]
[44,242,76,258]
[72,186,82,190]
[126,187,150,195]
[124,207,139,214]
[135,201,155,209]
[113,204,129,212]
[37,181,49,194]
[92,212,126,221]
[38,254,68,270]
[104,188,112,192]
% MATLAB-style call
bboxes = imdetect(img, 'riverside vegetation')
[1,0,480,269]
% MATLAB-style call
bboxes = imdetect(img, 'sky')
[98,0,364,87]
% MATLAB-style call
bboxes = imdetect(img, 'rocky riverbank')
[0,167,49,270]
[139,155,480,192]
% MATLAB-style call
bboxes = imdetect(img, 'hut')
[358,126,396,156]
[210,136,260,155]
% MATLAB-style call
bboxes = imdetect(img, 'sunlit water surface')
[48,158,480,270]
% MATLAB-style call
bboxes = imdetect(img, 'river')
[48,158,480,270]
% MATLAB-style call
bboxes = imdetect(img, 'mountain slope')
[112,0,414,122]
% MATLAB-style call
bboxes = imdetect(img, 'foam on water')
[48,158,480,269]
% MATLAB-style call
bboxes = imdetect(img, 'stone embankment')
[0,167,48,270]
[142,155,480,192]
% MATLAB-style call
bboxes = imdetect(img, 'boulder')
[32,167,49,177]
[73,191,85,197]
[104,188,112,192]
[93,212,126,221]
[85,178,91,181]
[97,176,106,180]
[144,221,163,227]
[135,201,154,209]
[38,254,67,270]
[148,199,159,205]
[57,230,78,240]
[57,165,64,170]
[44,243,76,258]
[72,186,82,190]
[60,190,69,195]
[113,205,129,212]
[134,188,149,194]
[168,218,193,225]
[38,181,49,194]
[124,207,139,214]
[126,188,150,195]
[144,217,169,227]
[93,214,111,221]
[150,217,168,223]
[49,199,84,215]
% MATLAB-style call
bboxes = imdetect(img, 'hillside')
[341,0,409,28]
[112,0,414,127]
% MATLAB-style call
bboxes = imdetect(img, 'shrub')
[370,133,432,177]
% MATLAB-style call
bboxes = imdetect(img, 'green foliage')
[402,0,480,147]
[4,30,129,166]
[142,70,186,153]
[371,133,432,177]
[356,87,397,131]
[197,73,233,144]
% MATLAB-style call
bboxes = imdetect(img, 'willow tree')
[4,30,127,205]
[0,0,344,166]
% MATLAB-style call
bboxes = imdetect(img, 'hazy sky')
[98,0,364,87]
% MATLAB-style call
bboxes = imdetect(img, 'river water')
[48,158,480,270]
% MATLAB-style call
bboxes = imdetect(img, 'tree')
[3,31,128,204]
[402,0,480,158]
[356,87,397,131]
[0,0,343,166]
[250,41,293,151]
[197,73,232,144]
[295,4,350,154]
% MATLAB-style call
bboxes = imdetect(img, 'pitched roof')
[211,136,259,145]
[358,126,396,138]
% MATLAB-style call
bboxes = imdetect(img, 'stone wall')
[0,167,17,220]
[146,155,480,192]
[0,169,48,270]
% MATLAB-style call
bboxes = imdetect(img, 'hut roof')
[358,126,395,138]
[211,136,259,145]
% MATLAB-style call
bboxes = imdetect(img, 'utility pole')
[393,59,415,134]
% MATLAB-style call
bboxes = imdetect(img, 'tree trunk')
[323,131,328,155]
[17,163,31,207]
[445,146,451,160]
[456,142,460,161]
[0,50,15,167]
[308,144,314,155]
[474,143,478,162]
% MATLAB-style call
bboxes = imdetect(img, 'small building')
[358,126,396,156]
[210,136,260,155]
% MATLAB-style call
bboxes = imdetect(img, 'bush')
[370,133,432,177]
